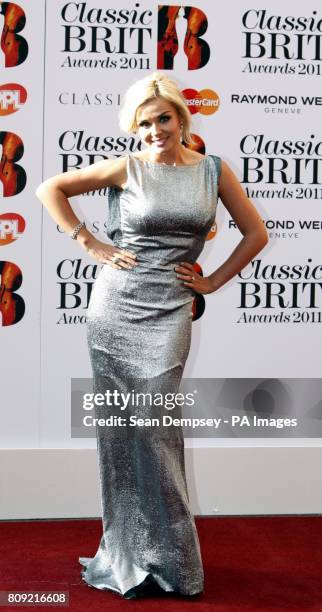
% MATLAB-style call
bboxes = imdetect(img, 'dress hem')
[79,557,204,599]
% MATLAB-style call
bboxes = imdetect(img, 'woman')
[36,71,268,600]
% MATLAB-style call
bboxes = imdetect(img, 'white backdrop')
[1,0,322,450]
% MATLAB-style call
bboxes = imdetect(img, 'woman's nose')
[151,122,162,136]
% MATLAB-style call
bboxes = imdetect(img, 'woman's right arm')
[35,157,137,269]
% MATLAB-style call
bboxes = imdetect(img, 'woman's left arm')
[175,159,269,294]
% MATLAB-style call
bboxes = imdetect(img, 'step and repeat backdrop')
[1,0,322,448]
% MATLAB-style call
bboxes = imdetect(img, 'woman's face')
[136,98,182,153]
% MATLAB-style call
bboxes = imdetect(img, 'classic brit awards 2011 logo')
[241,9,322,76]
[237,258,322,324]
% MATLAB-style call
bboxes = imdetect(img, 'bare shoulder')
[216,158,268,238]
[36,155,128,197]
[218,158,240,188]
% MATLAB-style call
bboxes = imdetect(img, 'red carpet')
[1,516,322,611]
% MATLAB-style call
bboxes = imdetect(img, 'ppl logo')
[184,134,205,155]
[0,131,26,196]
[0,2,29,67]
[0,213,25,244]
[157,5,210,70]
[182,88,220,115]
[0,260,25,325]
[0,83,27,115]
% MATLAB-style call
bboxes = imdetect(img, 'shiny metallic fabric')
[79,154,221,598]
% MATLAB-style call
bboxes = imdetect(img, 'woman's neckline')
[131,154,207,168]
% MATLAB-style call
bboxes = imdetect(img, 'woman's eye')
[139,116,170,128]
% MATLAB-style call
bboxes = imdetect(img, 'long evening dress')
[79,153,221,599]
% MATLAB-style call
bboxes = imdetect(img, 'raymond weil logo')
[231,92,322,115]
[0,84,27,115]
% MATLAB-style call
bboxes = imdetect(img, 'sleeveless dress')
[79,153,221,599]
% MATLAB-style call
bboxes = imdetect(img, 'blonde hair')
[118,71,194,145]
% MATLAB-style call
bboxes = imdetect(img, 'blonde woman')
[36,72,268,600]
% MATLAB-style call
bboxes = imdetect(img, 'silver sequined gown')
[79,153,221,598]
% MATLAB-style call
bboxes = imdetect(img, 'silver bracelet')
[70,221,86,240]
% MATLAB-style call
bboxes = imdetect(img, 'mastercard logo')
[206,221,217,241]
[0,213,26,245]
[0,84,27,116]
[182,88,220,116]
